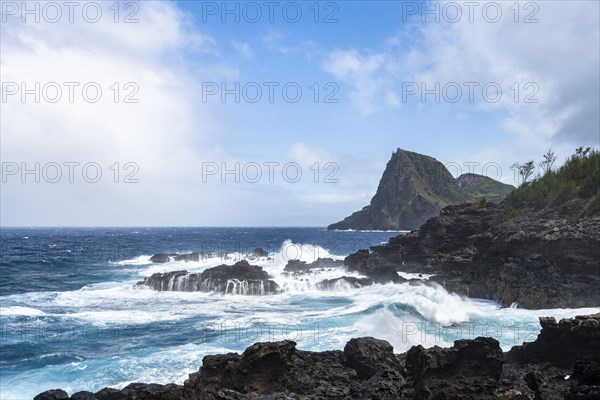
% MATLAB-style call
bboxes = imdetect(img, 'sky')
[1,0,599,226]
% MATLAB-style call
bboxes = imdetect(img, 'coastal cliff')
[328,149,514,231]
[343,149,600,308]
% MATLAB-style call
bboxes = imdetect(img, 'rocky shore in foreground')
[345,200,600,309]
[35,313,600,400]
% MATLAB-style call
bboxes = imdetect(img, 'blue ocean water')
[1,227,598,399]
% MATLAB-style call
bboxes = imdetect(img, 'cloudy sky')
[1,0,599,226]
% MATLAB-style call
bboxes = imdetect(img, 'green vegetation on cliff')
[506,148,600,215]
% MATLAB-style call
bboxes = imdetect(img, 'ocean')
[1,227,597,399]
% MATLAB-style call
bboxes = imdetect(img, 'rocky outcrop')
[246,248,269,259]
[35,383,183,400]
[507,314,600,367]
[136,261,280,295]
[283,257,344,274]
[344,201,600,308]
[150,252,230,263]
[317,276,374,289]
[405,336,503,399]
[149,249,270,264]
[328,148,514,231]
[37,314,600,400]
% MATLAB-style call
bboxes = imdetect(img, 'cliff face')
[328,149,514,231]
[344,201,600,308]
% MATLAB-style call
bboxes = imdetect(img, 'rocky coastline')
[344,200,600,309]
[35,313,600,400]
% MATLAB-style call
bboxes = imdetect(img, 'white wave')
[114,255,153,265]
[0,306,46,316]
[397,271,434,280]
[342,308,453,353]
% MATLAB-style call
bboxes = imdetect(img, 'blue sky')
[1,1,599,226]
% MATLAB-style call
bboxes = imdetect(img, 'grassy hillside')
[505,148,600,215]
[456,173,515,203]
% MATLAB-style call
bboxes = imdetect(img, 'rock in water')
[283,257,344,273]
[344,201,600,308]
[33,390,69,400]
[136,260,280,295]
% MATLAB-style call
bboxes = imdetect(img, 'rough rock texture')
[344,201,600,308]
[182,337,408,400]
[246,248,269,259]
[34,390,69,400]
[136,261,280,295]
[405,337,503,399]
[317,276,374,289]
[34,314,600,400]
[283,258,344,274]
[507,314,600,367]
[328,148,514,231]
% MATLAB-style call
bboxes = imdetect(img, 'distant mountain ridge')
[328,149,514,231]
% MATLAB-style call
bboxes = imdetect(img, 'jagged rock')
[36,314,600,400]
[328,148,513,231]
[69,392,95,400]
[344,249,405,284]
[247,248,269,258]
[344,202,600,308]
[182,337,408,400]
[33,390,69,400]
[507,313,600,367]
[406,337,503,398]
[150,253,171,263]
[283,258,344,274]
[318,276,374,289]
[137,261,280,295]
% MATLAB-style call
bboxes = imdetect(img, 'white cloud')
[0,1,226,226]
[231,40,253,58]
[322,0,599,150]
[323,49,386,114]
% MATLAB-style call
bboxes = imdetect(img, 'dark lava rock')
[344,249,405,284]
[283,257,344,274]
[35,314,600,400]
[344,202,600,308]
[69,392,96,400]
[318,276,374,289]
[507,313,600,367]
[34,390,69,400]
[182,337,409,400]
[137,260,280,295]
[150,253,171,263]
[406,337,503,399]
[247,247,269,258]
